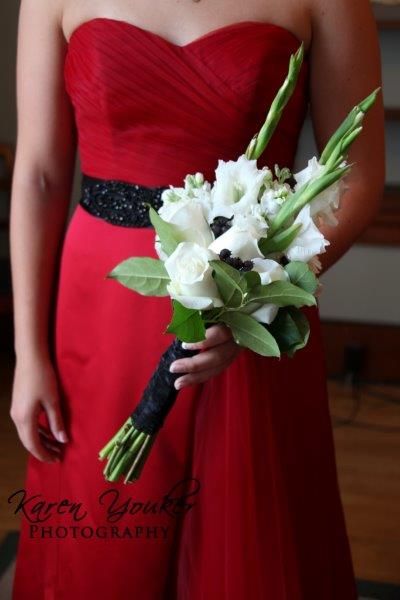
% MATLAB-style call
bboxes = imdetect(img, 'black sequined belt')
[79,173,169,227]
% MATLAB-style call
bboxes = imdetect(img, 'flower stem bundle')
[99,340,198,483]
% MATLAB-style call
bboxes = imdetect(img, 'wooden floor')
[1,351,399,584]
[328,378,400,584]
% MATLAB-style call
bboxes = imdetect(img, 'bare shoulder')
[18,0,64,40]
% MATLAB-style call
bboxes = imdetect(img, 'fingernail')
[169,363,178,373]
[175,379,183,390]
[56,431,69,443]
[182,341,200,350]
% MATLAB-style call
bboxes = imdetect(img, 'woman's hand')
[10,355,69,463]
[169,324,241,389]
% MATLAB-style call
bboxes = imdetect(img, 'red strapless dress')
[12,18,357,599]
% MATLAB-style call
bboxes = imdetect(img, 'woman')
[10,0,385,598]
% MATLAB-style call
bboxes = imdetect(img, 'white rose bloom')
[155,235,168,261]
[285,204,330,262]
[247,258,289,324]
[293,156,346,226]
[158,195,189,220]
[209,154,267,220]
[164,242,223,310]
[208,214,266,261]
[158,199,214,248]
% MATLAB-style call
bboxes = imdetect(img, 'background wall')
[1,2,398,325]
[0,1,18,144]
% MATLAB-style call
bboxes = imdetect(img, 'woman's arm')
[10,0,76,461]
[11,0,76,360]
[308,0,386,275]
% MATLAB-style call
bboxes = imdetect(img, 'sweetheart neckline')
[66,17,308,54]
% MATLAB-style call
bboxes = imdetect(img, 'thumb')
[44,397,69,444]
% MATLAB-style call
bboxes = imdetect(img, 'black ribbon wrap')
[131,339,199,435]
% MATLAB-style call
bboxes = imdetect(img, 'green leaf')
[209,260,246,308]
[247,280,316,308]
[220,311,280,357]
[148,206,184,256]
[284,261,318,294]
[107,257,170,296]
[267,307,310,357]
[166,300,206,343]
[243,270,261,290]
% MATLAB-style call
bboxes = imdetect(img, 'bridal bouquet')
[98,42,380,483]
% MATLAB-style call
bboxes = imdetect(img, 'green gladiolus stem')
[320,87,380,165]
[245,43,305,160]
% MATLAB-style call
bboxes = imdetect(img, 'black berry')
[219,248,231,260]
[241,260,254,272]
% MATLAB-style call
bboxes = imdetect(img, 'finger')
[38,425,62,446]
[181,324,233,351]
[19,416,59,463]
[43,398,69,444]
[170,341,238,374]
[38,425,56,440]
[175,363,230,389]
[40,435,62,454]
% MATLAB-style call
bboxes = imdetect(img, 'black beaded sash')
[79,173,169,227]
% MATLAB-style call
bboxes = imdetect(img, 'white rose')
[164,242,223,310]
[209,154,267,220]
[246,258,289,324]
[285,204,330,262]
[155,199,214,261]
[154,237,167,261]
